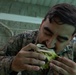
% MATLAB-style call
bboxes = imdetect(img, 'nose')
[46,37,56,48]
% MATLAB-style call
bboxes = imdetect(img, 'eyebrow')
[44,27,53,34]
[44,27,68,41]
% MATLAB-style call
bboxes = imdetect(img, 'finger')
[24,64,40,71]
[21,51,46,60]
[22,43,38,51]
[57,56,76,68]
[23,58,45,66]
[50,63,68,75]
[51,60,75,74]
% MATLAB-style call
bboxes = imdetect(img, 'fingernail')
[34,66,40,71]
[43,55,46,60]
[50,63,53,67]
[41,61,45,65]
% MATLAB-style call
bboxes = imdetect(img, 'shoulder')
[22,29,39,38]
[11,29,38,40]
[59,45,73,60]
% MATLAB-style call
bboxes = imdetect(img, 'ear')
[39,19,44,30]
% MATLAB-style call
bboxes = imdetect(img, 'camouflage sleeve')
[0,33,25,75]
[57,45,74,62]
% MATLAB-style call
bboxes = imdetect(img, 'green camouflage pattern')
[0,30,75,75]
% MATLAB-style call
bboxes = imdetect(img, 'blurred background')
[0,0,76,49]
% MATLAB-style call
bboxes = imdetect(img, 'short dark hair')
[44,3,76,35]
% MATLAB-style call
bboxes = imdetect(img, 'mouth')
[37,43,57,52]
[39,42,57,51]
[50,47,56,51]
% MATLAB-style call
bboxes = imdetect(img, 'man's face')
[37,18,75,53]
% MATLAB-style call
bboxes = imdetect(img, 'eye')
[44,32,50,36]
[44,31,52,36]
[57,38,66,43]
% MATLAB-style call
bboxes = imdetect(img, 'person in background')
[0,3,76,75]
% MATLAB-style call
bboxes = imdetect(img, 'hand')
[11,43,46,72]
[50,57,76,75]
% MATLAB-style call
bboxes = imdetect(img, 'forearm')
[0,56,18,75]
[0,33,27,75]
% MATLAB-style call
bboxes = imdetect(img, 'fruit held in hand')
[36,44,58,69]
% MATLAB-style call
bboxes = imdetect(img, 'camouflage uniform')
[0,30,75,75]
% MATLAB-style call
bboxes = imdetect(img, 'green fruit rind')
[39,50,58,69]
[36,44,58,69]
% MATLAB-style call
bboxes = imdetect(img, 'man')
[0,3,76,75]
